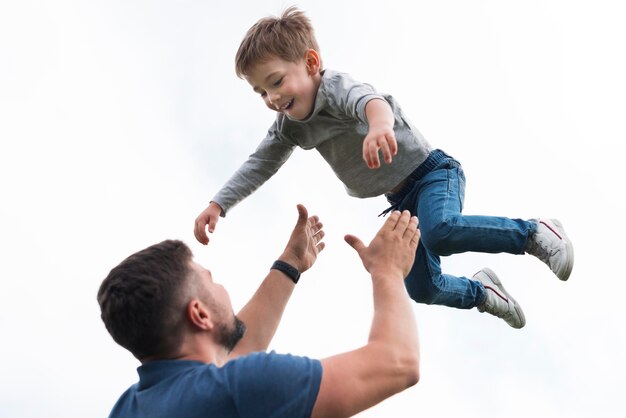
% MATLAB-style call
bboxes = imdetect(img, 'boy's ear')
[305,49,321,75]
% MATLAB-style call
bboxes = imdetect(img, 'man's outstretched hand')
[279,204,325,274]
[345,210,420,280]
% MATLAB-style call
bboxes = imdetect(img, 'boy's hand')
[363,98,397,169]
[194,202,223,245]
[362,127,398,169]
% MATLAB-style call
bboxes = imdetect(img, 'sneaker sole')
[549,219,574,281]
[481,268,526,329]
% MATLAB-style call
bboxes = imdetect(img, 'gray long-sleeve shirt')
[212,69,432,215]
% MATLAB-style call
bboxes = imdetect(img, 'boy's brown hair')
[235,6,322,78]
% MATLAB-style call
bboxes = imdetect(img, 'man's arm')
[227,204,325,359]
[311,210,420,418]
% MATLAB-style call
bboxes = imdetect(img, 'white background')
[1,1,624,417]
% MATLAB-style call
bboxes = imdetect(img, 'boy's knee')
[405,276,442,305]
[420,220,456,256]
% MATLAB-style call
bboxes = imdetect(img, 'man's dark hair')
[97,240,194,359]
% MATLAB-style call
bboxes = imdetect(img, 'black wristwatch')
[271,260,301,284]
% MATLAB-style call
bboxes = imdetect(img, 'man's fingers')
[381,210,402,232]
[344,234,365,253]
[308,215,323,233]
[296,203,309,221]
[394,210,411,232]
[403,215,418,236]
[410,227,421,249]
[403,215,419,241]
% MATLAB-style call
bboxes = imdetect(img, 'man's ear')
[305,49,321,75]
[187,299,214,331]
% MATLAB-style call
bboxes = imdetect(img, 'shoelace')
[526,235,556,266]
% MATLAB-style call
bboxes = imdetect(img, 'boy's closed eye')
[273,77,283,87]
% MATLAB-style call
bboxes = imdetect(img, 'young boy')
[194,7,574,329]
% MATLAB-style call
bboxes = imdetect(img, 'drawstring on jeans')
[378,202,400,217]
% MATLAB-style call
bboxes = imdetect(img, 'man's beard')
[217,316,246,352]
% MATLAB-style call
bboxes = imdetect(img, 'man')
[98,204,421,417]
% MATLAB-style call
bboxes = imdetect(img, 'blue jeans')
[385,150,536,309]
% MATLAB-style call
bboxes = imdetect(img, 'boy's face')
[244,51,321,120]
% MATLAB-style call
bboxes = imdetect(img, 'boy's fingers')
[389,135,398,155]
[194,226,208,245]
[367,142,380,168]
[379,140,392,164]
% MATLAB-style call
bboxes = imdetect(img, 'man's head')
[97,240,245,360]
[235,6,323,120]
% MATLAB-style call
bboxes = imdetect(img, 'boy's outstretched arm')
[194,201,224,245]
[362,98,397,169]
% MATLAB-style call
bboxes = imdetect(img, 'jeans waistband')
[379,149,449,216]
[389,149,448,196]
[407,149,448,182]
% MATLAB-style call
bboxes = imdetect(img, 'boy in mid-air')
[194,7,574,329]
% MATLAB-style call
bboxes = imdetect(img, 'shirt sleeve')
[323,71,386,124]
[211,122,295,215]
[223,351,323,418]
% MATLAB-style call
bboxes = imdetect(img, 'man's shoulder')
[225,350,320,371]
[109,354,322,418]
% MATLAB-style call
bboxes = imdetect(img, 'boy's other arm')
[363,98,397,169]
[193,128,295,245]
[311,211,421,418]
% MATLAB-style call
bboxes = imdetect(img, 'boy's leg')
[415,158,533,256]
[414,157,574,280]
[403,241,484,309]
[403,234,526,328]
[398,155,527,327]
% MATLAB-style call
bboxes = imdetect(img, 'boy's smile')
[244,51,321,120]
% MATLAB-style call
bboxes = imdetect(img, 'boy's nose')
[268,91,281,105]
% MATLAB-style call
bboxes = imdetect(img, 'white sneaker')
[475,268,526,329]
[525,219,574,281]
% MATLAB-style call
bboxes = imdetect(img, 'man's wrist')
[271,260,301,284]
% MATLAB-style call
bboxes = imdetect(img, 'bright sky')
[1,1,625,417]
